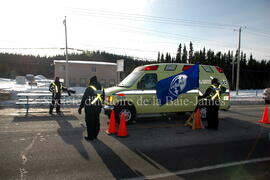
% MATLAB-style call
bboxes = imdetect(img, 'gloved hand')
[78,108,82,114]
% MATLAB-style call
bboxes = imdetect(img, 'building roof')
[54,60,117,66]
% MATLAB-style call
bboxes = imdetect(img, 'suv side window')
[141,73,157,90]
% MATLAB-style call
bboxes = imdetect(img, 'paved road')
[0,105,270,180]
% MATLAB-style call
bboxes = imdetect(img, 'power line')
[69,15,236,49]
[0,47,84,51]
[0,47,61,50]
[245,30,270,39]
[82,44,176,55]
[67,8,238,31]
[67,7,239,29]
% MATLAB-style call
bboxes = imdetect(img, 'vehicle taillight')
[182,65,192,71]
[216,66,223,73]
[143,65,159,71]
[118,93,125,97]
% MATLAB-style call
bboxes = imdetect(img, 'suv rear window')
[164,65,177,71]
[202,65,214,73]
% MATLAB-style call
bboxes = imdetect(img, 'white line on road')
[125,157,270,180]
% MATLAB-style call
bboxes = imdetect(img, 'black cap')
[211,78,219,85]
[90,76,97,84]
[55,76,60,82]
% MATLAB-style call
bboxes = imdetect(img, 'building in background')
[54,60,117,87]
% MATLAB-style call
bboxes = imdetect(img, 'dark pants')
[49,98,61,113]
[85,112,100,139]
[206,105,219,130]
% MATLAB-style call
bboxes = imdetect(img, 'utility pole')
[232,54,235,89]
[236,27,242,95]
[63,16,69,87]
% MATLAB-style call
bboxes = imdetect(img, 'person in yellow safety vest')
[78,76,105,141]
[198,78,226,130]
[49,77,70,115]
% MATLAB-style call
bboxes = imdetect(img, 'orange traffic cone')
[106,110,117,134]
[117,112,128,137]
[192,108,204,130]
[259,106,269,124]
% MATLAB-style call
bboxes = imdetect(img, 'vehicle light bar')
[182,65,192,71]
[216,66,223,73]
[143,65,159,71]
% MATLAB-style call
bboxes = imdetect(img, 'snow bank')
[229,89,264,105]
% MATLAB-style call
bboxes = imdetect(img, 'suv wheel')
[115,106,135,124]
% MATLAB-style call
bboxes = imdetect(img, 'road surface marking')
[19,130,42,180]
[125,156,270,180]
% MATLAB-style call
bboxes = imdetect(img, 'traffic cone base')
[117,112,128,137]
[192,109,204,130]
[259,106,269,124]
[106,110,117,135]
[185,109,204,130]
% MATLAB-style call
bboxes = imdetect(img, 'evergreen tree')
[176,43,182,63]
[157,52,160,63]
[168,53,172,63]
[182,45,188,63]
[188,41,194,63]
[160,53,164,63]
[202,47,206,62]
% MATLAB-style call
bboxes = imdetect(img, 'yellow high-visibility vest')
[52,82,63,93]
[89,85,103,105]
[210,84,221,100]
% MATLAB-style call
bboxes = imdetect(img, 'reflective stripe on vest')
[52,82,63,93]
[89,85,103,105]
[210,85,221,100]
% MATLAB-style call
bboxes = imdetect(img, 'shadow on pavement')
[91,139,145,179]
[13,114,78,122]
[110,116,270,179]
[56,119,90,160]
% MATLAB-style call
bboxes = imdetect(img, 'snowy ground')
[230,89,264,104]
[0,78,50,93]
[0,78,85,95]
[0,78,265,106]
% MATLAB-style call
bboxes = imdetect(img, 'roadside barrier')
[106,110,117,134]
[117,112,128,137]
[259,105,269,124]
[185,108,205,130]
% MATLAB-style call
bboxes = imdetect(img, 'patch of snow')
[230,89,263,98]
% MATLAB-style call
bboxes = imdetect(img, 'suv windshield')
[118,71,143,87]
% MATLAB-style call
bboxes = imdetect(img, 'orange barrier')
[193,108,205,130]
[259,106,269,124]
[106,110,117,134]
[185,108,204,130]
[117,112,128,137]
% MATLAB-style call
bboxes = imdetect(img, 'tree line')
[157,42,270,89]
[0,42,269,89]
[0,51,144,80]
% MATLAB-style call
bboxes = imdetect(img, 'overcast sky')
[0,0,270,60]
